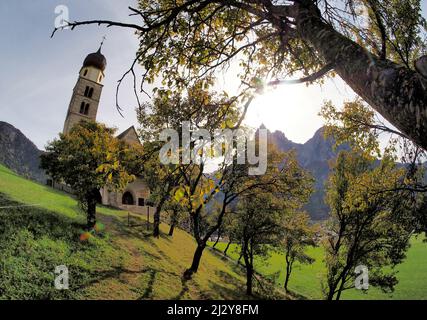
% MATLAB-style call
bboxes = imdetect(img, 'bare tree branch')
[267,62,335,85]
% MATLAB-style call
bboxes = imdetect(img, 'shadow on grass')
[285,289,309,300]
[112,214,172,242]
[173,277,190,300]
[70,265,159,299]
[207,246,298,300]
[139,268,157,299]
[208,270,248,300]
[0,192,84,240]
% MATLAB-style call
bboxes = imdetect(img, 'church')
[60,45,151,214]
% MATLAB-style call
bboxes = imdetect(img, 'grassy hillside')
[211,236,427,300]
[2,163,425,300]
[0,164,249,299]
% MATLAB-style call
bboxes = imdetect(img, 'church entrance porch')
[122,191,134,205]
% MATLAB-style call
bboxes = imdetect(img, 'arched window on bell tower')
[84,86,94,98]
[79,102,85,114]
[79,102,90,115]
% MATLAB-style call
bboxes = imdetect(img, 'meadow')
[0,164,248,299]
[1,163,426,300]
[211,235,427,300]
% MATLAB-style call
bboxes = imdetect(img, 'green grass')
[211,235,427,300]
[0,164,122,220]
[2,163,425,300]
[0,164,249,300]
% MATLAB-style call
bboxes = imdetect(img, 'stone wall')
[101,177,151,214]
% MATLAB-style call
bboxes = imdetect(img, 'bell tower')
[63,43,107,135]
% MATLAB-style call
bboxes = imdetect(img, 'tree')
[224,148,313,296]
[54,0,427,150]
[323,150,416,300]
[320,98,427,233]
[280,212,316,293]
[137,80,243,240]
[174,158,253,279]
[232,194,282,296]
[136,82,255,279]
[41,121,139,229]
[211,225,223,249]
[165,200,185,236]
[142,141,182,238]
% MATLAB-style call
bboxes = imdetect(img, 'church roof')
[117,126,141,145]
[83,47,107,71]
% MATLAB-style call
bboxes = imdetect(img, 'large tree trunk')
[326,287,336,301]
[184,204,226,279]
[183,210,205,279]
[87,202,96,229]
[212,228,222,248]
[168,209,178,236]
[245,263,253,296]
[153,197,166,238]
[335,269,350,301]
[223,240,231,256]
[237,252,243,265]
[326,276,340,301]
[335,285,344,301]
[284,259,292,293]
[242,241,253,296]
[168,222,176,236]
[294,2,427,150]
[86,190,98,229]
[183,243,205,280]
[284,271,290,293]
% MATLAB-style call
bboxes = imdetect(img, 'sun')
[244,79,352,143]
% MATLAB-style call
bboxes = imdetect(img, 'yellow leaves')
[206,179,216,193]
[197,148,204,157]
[328,149,407,220]
[212,16,224,28]
[174,187,185,202]
[178,55,186,66]
[96,161,119,174]
[205,146,215,158]
[320,99,383,158]
[172,177,219,212]
[96,164,107,173]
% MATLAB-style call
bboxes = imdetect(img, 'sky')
[0,1,426,150]
[0,0,144,150]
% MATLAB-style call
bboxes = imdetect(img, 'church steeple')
[63,45,107,135]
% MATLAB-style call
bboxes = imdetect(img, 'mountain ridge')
[262,126,347,220]
[0,121,47,183]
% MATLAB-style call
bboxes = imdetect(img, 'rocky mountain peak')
[0,121,47,183]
